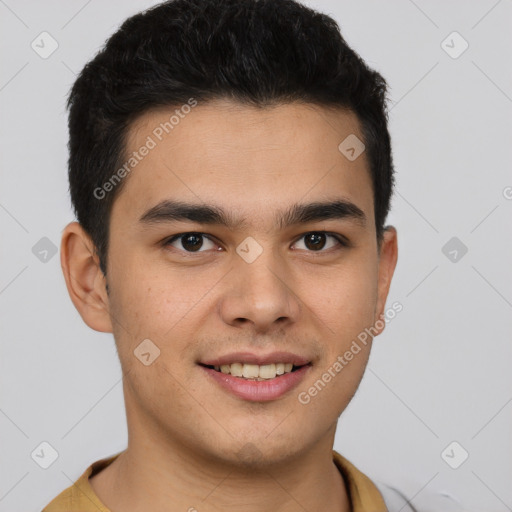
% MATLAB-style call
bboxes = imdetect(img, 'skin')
[61,99,398,512]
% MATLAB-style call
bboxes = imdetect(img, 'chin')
[217,436,306,471]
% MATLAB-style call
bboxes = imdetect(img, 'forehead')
[111,99,374,230]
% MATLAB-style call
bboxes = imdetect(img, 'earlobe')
[60,221,113,333]
[373,226,398,336]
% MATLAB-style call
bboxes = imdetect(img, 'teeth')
[229,363,243,377]
[243,364,260,378]
[259,364,276,379]
[211,362,300,379]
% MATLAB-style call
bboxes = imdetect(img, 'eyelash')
[162,231,349,255]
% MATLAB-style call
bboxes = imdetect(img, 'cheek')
[107,250,180,333]
[304,259,378,339]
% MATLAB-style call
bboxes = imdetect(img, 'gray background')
[1,1,511,510]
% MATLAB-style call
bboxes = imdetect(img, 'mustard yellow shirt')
[42,449,388,511]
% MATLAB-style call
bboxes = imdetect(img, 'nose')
[218,249,301,334]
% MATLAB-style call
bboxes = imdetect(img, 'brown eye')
[293,232,346,252]
[304,233,327,250]
[165,232,217,253]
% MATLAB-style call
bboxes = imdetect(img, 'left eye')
[292,232,345,252]
[164,231,345,254]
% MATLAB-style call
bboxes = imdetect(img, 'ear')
[373,226,398,335]
[60,221,113,333]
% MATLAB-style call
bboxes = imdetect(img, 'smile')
[201,362,306,380]
[198,362,312,401]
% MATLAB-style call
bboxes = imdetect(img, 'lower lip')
[199,364,311,402]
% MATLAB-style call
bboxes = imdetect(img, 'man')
[43,0,401,510]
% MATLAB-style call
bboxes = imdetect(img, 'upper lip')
[199,351,311,367]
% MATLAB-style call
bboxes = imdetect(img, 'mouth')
[198,362,311,381]
[197,359,313,402]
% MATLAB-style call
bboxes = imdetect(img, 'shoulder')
[374,481,471,512]
[332,450,470,512]
[41,453,120,512]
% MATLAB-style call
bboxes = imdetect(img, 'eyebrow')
[139,199,367,230]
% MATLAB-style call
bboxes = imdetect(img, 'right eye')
[163,232,220,253]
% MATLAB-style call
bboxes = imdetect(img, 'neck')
[89,418,350,512]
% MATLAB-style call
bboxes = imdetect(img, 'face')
[63,99,397,469]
